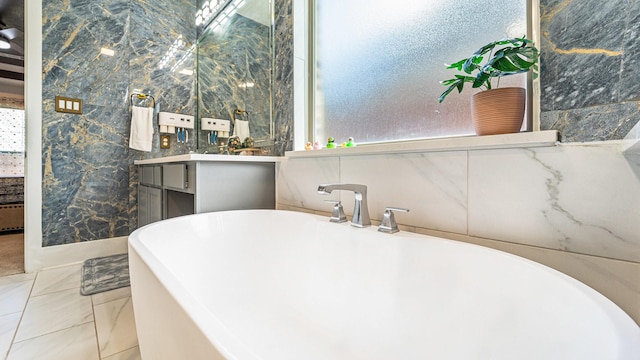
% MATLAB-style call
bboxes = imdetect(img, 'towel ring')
[234,108,250,122]
[131,93,155,108]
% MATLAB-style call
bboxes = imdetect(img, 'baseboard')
[39,236,129,270]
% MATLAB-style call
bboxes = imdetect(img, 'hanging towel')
[233,120,250,142]
[129,106,154,152]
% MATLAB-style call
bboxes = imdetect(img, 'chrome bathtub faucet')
[378,207,410,234]
[317,184,371,227]
[324,199,347,223]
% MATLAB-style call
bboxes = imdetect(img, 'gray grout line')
[5,272,37,358]
[103,345,139,360]
[4,269,103,359]
[90,295,103,360]
[2,267,137,360]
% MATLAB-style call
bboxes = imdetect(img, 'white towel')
[129,106,154,152]
[233,120,250,142]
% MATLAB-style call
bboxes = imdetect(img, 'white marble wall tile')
[94,297,139,358]
[14,288,93,342]
[340,153,468,234]
[0,312,22,359]
[7,322,99,360]
[276,157,340,211]
[31,264,82,296]
[0,281,33,316]
[102,346,142,360]
[468,143,640,262]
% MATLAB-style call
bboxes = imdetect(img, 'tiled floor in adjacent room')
[0,264,140,360]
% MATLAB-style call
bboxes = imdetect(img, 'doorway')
[0,0,25,276]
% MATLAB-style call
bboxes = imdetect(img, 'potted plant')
[438,36,539,136]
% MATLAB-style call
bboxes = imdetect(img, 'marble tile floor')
[0,264,140,360]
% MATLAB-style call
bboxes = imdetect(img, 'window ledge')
[285,131,560,158]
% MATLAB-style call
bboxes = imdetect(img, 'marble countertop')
[134,154,283,165]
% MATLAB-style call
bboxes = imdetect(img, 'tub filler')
[128,210,640,359]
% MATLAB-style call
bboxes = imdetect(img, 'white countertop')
[134,154,283,165]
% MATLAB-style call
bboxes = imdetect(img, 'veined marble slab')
[276,157,340,211]
[468,142,640,263]
[277,139,640,263]
[340,153,468,234]
[277,152,468,234]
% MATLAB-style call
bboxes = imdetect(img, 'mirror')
[196,0,274,153]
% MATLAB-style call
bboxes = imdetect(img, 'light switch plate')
[55,96,83,114]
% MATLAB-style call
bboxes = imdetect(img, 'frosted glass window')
[314,0,529,144]
[0,108,25,153]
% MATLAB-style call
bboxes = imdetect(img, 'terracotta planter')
[471,87,526,136]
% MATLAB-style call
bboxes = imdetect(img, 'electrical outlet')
[160,135,171,149]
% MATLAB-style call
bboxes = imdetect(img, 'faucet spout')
[317,184,371,227]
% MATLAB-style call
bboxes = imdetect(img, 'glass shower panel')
[315,0,528,144]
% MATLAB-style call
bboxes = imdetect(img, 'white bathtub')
[128,210,640,359]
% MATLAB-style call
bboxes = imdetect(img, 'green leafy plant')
[438,36,539,103]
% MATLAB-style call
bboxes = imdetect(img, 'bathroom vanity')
[134,154,280,227]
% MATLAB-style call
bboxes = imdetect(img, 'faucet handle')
[378,207,410,234]
[324,200,348,223]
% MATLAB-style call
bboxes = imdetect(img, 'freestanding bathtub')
[128,210,640,359]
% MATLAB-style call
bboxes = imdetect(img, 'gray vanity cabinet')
[138,165,163,227]
[137,159,276,228]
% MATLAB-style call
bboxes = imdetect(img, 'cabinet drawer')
[163,164,187,190]
[140,167,154,186]
[140,166,162,186]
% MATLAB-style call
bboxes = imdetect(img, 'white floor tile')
[7,322,99,360]
[102,346,141,360]
[0,281,33,317]
[92,286,131,306]
[94,297,138,358]
[0,312,22,360]
[14,288,93,342]
[0,273,35,287]
[31,264,81,296]
[0,264,140,360]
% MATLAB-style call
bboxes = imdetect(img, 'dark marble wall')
[273,0,294,155]
[198,14,272,153]
[539,0,640,141]
[42,0,197,246]
[41,0,293,246]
